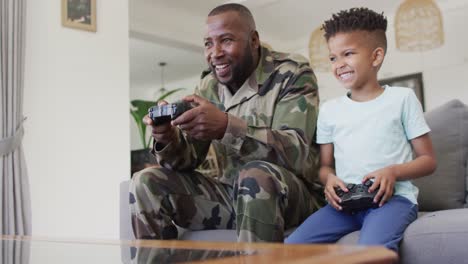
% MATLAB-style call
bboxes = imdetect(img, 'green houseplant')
[130,88,185,174]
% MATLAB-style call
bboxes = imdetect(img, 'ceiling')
[129,0,468,91]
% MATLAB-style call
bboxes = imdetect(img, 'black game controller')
[334,180,379,213]
[148,101,194,125]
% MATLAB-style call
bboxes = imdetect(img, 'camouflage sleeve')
[151,128,210,171]
[220,65,320,182]
[150,85,211,171]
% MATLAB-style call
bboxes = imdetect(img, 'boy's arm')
[320,143,348,210]
[364,133,437,206]
[387,90,437,181]
[389,133,437,180]
[319,143,336,185]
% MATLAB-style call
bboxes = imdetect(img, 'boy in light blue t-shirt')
[286,8,437,251]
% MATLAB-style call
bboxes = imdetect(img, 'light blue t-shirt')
[317,86,430,204]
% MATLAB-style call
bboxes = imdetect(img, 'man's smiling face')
[204,11,257,91]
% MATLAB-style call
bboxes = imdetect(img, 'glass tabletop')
[0,236,398,264]
[0,238,254,264]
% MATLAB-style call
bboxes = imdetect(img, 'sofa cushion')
[400,209,468,264]
[413,100,468,211]
[337,210,468,264]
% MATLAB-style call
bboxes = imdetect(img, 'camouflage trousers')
[129,160,321,242]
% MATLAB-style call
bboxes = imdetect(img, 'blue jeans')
[285,195,418,251]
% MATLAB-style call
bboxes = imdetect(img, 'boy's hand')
[362,167,397,207]
[324,174,348,211]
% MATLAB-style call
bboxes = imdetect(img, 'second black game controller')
[334,180,379,213]
[148,101,194,125]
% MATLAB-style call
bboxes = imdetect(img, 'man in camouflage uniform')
[130,3,324,242]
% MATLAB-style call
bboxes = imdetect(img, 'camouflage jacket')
[152,45,320,187]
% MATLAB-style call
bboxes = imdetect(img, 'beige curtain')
[0,0,31,237]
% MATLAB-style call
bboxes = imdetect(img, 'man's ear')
[372,47,385,67]
[251,30,260,49]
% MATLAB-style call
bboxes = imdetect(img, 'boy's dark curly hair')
[322,7,387,51]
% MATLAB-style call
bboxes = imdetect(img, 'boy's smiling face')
[327,30,383,91]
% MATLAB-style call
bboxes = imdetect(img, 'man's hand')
[362,166,397,207]
[172,95,228,140]
[324,174,348,211]
[143,100,178,146]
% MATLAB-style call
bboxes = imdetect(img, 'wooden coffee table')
[1,235,397,263]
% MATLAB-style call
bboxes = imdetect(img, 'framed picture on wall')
[61,0,96,32]
[379,73,425,111]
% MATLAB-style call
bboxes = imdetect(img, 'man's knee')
[131,167,178,196]
[236,161,285,199]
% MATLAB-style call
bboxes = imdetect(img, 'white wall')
[24,0,130,239]
[303,5,468,110]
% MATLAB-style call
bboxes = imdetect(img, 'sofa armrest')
[400,209,468,264]
[120,180,135,240]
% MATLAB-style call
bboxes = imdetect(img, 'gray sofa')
[120,99,468,264]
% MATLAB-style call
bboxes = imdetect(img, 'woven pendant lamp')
[308,26,330,72]
[395,0,444,51]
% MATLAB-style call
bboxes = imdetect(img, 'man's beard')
[214,45,254,92]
